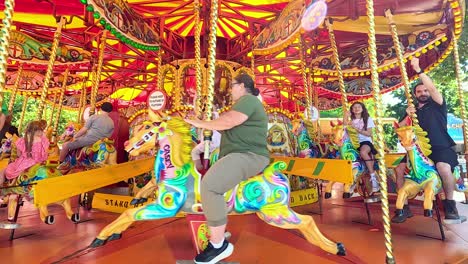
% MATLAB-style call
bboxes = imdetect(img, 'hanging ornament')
[301,0,327,31]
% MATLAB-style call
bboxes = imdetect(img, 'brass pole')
[368,2,394,263]
[90,31,107,116]
[299,37,312,120]
[8,64,23,113]
[0,0,16,108]
[51,68,69,143]
[203,0,219,160]
[326,19,348,112]
[194,0,203,119]
[37,16,66,119]
[385,10,418,126]
[18,96,29,134]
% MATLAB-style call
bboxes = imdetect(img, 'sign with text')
[147,90,167,112]
[290,187,318,207]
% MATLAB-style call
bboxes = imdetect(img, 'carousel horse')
[90,113,346,256]
[291,119,322,158]
[393,119,466,218]
[268,118,313,190]
[0,133,18,161]
[58,122,82,144]
[57,138,117,174]
[324,120,375,199]
[0,161,79,225]
[267,121,295,156]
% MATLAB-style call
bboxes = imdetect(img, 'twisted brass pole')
[452,31,468,161]
[0,0,15,108]
[37,16,66,119]
[251,52,255,80]
[157,48,163,90]
[385,10,418,127]
[8,64,23,113]
[299,37,312,120]
[18,96,28,134]
[48,91,58,125]
[326,19,348,112]
[194,0,203,119]
[51,68,69,143]
[90,31,107,116]
[77,76,87,123]
[367,1,394,263]
[203,0,219,160]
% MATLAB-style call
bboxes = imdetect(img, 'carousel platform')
[0,190,467,264]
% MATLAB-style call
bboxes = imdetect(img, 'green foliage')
[4,93,78,136]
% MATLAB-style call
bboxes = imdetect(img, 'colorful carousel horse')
[393,119,466,219]
[0,161,79,224]
[325,120,377,199]
[267,120,296,156]
[58,122,83,145]
[291,119,322,158]
[58,138,117,174]
[0,133,18,161]
[90,113,346,256]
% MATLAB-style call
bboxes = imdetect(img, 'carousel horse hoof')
[342,192,351,199]
[130,197,148,205]
[324,192,332,199]
[424,209,433,217]
[45,215,55,225]
[130,198,140,205]
[391,209,406,223]
[107,233,122,242]
[90,238,107,248]
[71,213,80,223]
[336,243,346,256]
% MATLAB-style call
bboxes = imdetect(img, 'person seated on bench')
[59,102,114,163]
[0,121,49,185]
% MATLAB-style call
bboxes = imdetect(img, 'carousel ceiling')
[0,0,465,115]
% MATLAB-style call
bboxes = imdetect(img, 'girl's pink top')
[5,135,49,179]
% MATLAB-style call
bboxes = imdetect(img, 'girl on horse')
[0,120,49,186]
[344,102,380,192]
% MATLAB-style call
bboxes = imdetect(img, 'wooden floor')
[1,191,468,264]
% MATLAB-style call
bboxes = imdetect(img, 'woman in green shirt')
[185,73,269,264]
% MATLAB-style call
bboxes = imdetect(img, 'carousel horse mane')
[164,117,193,168]
[413,125,432,157]
[302,119,316,140]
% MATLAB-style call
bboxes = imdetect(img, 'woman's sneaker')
[194,239,234,264]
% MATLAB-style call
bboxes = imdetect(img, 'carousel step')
[443,215,467,225]
[176,261,239,264]
[0,221,21,229]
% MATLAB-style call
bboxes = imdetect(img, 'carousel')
[0,0,467,263]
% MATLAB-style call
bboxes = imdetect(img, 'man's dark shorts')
[400,147,458,172]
